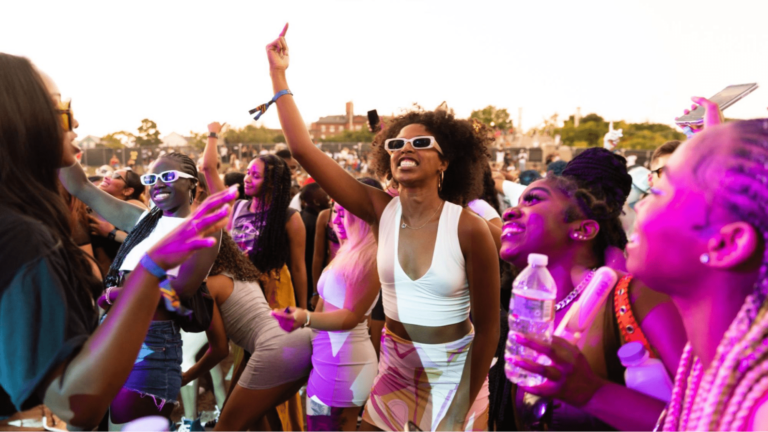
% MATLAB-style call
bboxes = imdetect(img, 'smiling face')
[149,158,194,214]
[99,169,131,199]
[332,204,348,241]
[244,159,266,198]
[500,179,586,268]
[389,123,448,188]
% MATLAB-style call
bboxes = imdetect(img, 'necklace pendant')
[401,222,407,229]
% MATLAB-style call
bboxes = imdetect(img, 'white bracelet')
[105,286,117,305]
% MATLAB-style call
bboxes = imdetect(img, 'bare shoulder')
[625,273,672,322]
[457,207,493,252]
[286,210,305,231]
[206,274,234,303]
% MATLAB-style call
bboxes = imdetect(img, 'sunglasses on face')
[57,99,73,132]
[111,172,125,182]
[384,136,443,155]
[140,170,196,186]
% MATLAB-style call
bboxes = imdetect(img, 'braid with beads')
[662,119,768,431]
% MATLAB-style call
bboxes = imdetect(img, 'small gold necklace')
[401,201,444,230]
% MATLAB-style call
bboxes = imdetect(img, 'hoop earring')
[438,170,444,192]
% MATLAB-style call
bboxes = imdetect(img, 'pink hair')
[330,206,377,290]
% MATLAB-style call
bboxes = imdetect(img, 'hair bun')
[562,148,632,214]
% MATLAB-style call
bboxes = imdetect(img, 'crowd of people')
[2,23,768,432]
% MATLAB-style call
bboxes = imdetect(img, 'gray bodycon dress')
[218,272,312,390]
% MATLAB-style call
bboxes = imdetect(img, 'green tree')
[135,119,162,147]
[320,128,375,143]
[556,113,609,147]
[101,131,135,149]
[224,124,282,144]
[469,105,513,130]
[555,113,685,149]
[187,131,207,150]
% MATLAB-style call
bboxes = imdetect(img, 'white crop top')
[318,264,379,316]
[120,210,184,277]
[377,197,470,327]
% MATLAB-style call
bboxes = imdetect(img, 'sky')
[2,0,767,140]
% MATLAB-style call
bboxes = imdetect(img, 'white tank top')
[377,197,470,327]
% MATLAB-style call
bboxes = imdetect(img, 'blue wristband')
[140,253,167,280]
[249,89,293,121]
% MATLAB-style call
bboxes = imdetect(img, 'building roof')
[312,115,369,125]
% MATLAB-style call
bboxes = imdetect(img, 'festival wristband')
[249,89,293,121]
[140,253,167,280]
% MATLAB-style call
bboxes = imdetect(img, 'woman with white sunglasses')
[59,152,223,429]
[262,24,499,431]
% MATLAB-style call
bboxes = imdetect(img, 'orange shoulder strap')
[613,274,657,358]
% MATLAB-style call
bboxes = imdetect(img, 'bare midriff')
[385,316,472,344]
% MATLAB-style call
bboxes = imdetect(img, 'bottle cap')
[618,341,647,366]
[528,253,548,267]
[123,416,170,432]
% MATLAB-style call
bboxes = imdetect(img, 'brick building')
[309,102,369,140]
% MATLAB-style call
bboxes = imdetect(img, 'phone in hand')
[675,83,758,125]
[368,110,380,132]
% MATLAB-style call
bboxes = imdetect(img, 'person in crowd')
[176,232,313,431]
[469,165,503,227]
[272,182,382,431]
[547,160,568,176]
[59,149,223,428]
[313,202,341,310]
[497,147,686,430]
[202,121,308,430]
[299,182,331,308]
[649,140,681,188]
[89,174,104,185]
[621,165,651,236]
[265,25,499,431]
[0,52,233,430]
[89,169,147,274]
[628,114,768,430]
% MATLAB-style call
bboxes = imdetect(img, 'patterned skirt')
[362,326,490,431]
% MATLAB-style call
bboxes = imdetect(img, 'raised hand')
[508,334,604,408]
[603,122,623,150]
[266,23,290,72]
[207,122,225,134]
[676,96,724,135]
[146,185,238,271]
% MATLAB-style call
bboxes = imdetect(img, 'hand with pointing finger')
[266,23,290,72]
[603,122,623,151]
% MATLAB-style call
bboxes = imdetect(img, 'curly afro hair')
[370,109,493,206]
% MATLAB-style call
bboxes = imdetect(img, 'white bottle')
[618,341,673,403]
[505,253,557,386]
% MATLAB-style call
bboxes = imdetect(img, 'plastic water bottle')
[618,342,673,402]
[505,253,556,386]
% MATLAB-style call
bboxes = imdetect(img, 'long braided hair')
[663,119,768,431]
[248,154,292,273]
[104,152,198,287]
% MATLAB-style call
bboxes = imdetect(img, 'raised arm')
[266,24,391,225]
[58,163,145,231]
[287,211,308,309]
[202,122,227,194]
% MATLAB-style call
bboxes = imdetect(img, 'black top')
[0,208,99,418]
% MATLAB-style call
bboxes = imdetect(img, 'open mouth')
[398,157,418,169]
[153,189,172,202]
[502,222,526,238]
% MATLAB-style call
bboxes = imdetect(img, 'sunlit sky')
[3,0,767,140]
